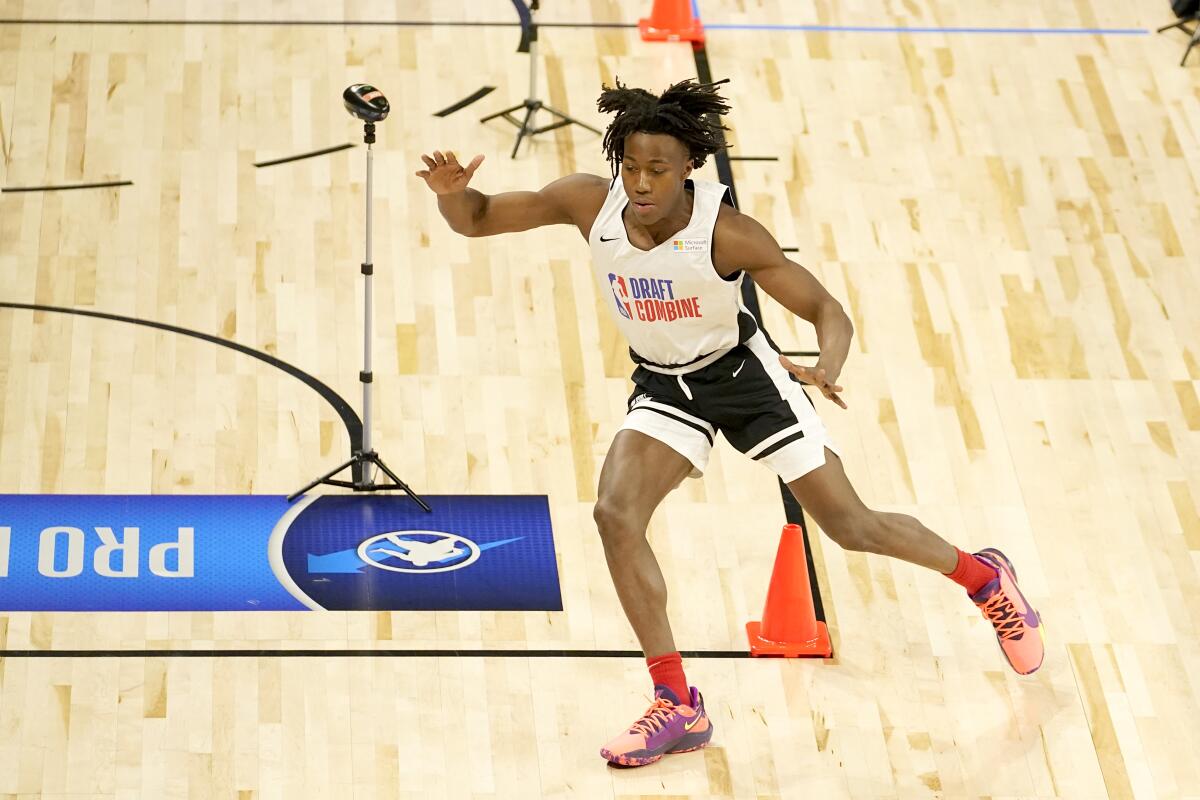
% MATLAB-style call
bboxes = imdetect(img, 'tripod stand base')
[1157,15,1199,66]
[289,451,433,510]
[481,99,601,158]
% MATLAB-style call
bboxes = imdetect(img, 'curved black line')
[510,0,534,52]
[0,302,363,452]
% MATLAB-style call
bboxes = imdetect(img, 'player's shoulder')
[712,203,779,270]
[713,202,768,242]
[564,172,610,189]
[542,172,610,225]
[544,172,609,198]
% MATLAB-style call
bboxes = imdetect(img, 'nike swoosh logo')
[732,360,746,378]
[1013,593,1040,627]
[994,563,1039,628]
[684,715,702,731]
[993,567,1032,618]
[599,235,619,242]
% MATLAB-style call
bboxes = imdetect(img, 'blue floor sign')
[0,494,562,611]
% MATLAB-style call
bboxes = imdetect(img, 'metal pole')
[527,34,538,100]
[362,137,374,477]
[526,5,538,128]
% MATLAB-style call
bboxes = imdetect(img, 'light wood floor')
[2,0,1199,797]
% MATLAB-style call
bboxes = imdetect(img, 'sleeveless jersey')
[588,177,755,373]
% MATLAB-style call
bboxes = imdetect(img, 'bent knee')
[592,498,646,547]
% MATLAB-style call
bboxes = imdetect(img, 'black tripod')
[1158,12,1199,66]
[481,0,600,158]
[289,85,430,511]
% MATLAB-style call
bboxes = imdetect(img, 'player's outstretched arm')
[415,150,606,237]
[714,211,853,408]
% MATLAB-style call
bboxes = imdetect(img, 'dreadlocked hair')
[597,77,731,176]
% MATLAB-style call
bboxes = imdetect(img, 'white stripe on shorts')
[743,421,807,460]
[742,330,841,482]
[631,397,716,439]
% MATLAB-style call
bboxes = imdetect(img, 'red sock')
[646,652,690,706]
[945,548,998,596]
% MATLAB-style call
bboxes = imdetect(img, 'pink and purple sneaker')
[600,685,713,767]
[972,548,1045,675]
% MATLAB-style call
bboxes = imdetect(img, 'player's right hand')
[778,355,847,409]
[415,150,484,194]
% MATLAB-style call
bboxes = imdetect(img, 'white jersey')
[588,177,754,373]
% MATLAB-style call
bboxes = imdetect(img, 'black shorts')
[620,330,839,481]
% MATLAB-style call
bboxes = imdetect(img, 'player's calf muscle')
[819,508,885,553]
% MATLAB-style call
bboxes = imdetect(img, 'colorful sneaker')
[600,685,713,767]
[972,548,1045,675]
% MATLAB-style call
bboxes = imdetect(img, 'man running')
[416,77,1044,768]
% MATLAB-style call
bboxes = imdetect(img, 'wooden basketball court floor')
[1,0,1199,797]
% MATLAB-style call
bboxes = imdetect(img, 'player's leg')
[786,448,1044,675]
[716,331,1043,674]
[593,428,693,659]
[782,449,956,571]
[595,427,714,766]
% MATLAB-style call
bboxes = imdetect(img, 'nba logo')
[608,273,633,319]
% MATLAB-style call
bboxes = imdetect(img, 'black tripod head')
[344,84,389,143]
[343,84,390,122]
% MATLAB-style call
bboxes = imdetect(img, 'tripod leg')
[481,101,527,123]
[1185,30,1199,66]
[530,120,572,135]
[512,103,537,158]
[371,457,433,512]
[353,458,370,487]
[288,456,358,502]
[1158,18,1190,32]
[537,104,602,135]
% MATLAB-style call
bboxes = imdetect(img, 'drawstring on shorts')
[676,374,694,401]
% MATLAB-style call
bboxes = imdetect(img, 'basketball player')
[416,78,1044,767]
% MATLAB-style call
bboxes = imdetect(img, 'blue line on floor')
[702,23,1148,35]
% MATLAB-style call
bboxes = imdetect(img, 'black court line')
[0,19,636,28]
[2,180,132,193]
[434,86,497,117]
[728,156,779,162]
[254,143,354,168]
[694,40,827,624]
[0,648,754,659]
[0,302,363,454]
[779,351,821,357]
[780,482,825,620]
[0,19,1146,35]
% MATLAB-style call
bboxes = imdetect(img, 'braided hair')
[597,78,731,177]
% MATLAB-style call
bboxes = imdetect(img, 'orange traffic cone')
[638,0,705,44]
[746,523,833,657]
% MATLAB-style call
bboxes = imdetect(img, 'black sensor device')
[343,84,390,122]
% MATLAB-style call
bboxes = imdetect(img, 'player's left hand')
[778,355,847,409]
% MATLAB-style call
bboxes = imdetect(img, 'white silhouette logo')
[356,530,481,574]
